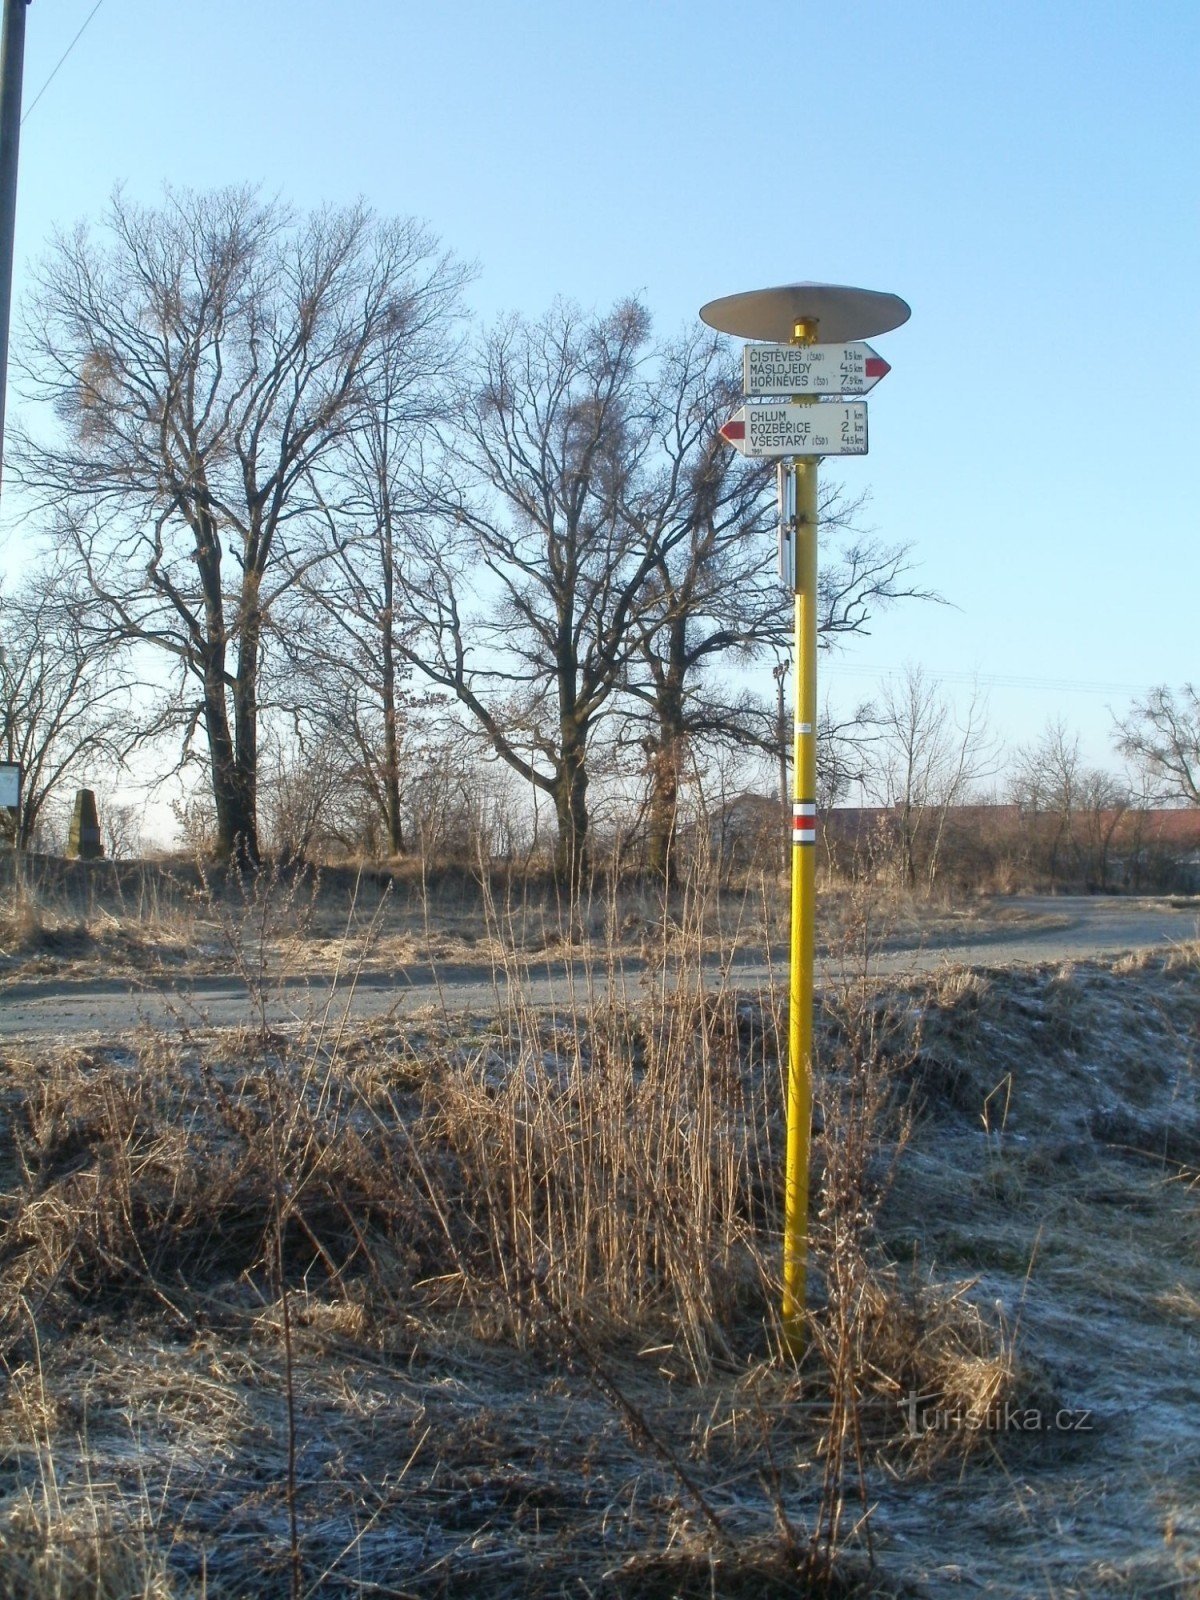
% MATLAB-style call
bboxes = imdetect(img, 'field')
[0,863,1198,1597]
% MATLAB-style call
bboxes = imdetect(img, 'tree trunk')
[1048,817,1065,888]
[193,504,258,868]
[927,800,954,894]
[645,622,687,879]
[17,795,36,851]
[646,730,681,879]
[899,799,917,890]
[227,596,261,870]
[204,668,245,864]
[380,609,405,854]
[1098,806,1124,891]
[553,737,589,892]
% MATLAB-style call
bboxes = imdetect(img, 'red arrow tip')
[719,417,745,443]
[864,356,890,379]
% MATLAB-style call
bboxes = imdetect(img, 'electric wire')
[826,663,1161,698]
[21,0,105,127]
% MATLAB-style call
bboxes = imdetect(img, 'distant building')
[685,794,1200,893]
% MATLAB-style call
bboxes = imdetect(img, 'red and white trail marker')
[791,803,817,846]
[719,402,868,458]
[742,341,890,397]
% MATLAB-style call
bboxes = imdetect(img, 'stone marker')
[67,789,104,860]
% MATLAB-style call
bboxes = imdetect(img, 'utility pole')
[0,0,28,498]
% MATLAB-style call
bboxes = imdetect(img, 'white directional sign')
[720,402,868,458]
[0,763,20,810]
[743,341,890,396]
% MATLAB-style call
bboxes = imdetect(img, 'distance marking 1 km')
[720,402,868,457]
[743,341,890,396]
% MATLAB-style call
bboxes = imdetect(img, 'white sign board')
[743,341,890,396]
[721,403,868,457]
[0,763,20,810]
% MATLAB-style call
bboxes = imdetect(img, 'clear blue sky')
[6,0,1198,780]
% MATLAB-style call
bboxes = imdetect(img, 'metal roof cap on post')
[699,282,910,344]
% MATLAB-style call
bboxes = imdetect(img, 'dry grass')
[0,864,202,984]
[0,864,1197,1595]
[0,1503,183,1600]
[0,851,1090,995]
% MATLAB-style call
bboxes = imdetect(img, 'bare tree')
[867,665,995,891]
[1010,718,1082,888]
[632,515,933,874]
[1012,718,1131,889]
[393,298,661,887]
[258,729,352,863]
[815,701,879,812]
[390,305,934,885]
[614,329,936,874]
[280,260,468,855]
[15,186,462,866]
[267,644,458,861]
[1077,768,1128,890]
[613,328,774,873]
[1115,685,1200,806]
[1,570,128,848]
[98,794,144,861]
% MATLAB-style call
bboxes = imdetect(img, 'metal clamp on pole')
[777,462,796,591]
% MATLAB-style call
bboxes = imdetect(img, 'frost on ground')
[874,946,1200,1597]
[0,855,1093,991]
[0,942,1195,1598]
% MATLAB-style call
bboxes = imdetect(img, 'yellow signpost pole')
[696,279,910,1355]
[782,316,819,1351]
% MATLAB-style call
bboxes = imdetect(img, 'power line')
[21,0,104,126]
[827,663,1158,698]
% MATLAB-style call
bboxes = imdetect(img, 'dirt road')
[2,894,1195,1042]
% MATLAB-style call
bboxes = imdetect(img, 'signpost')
[720,401,868,457]
[743,341,889,396]
[0,761,19,866]
[700,282,909,1353]
[0,760,18,811]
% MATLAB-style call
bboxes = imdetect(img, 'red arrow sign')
[718,402,868,458]
[742,341,891,397]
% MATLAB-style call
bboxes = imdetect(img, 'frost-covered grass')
[0,881,1196,1596]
